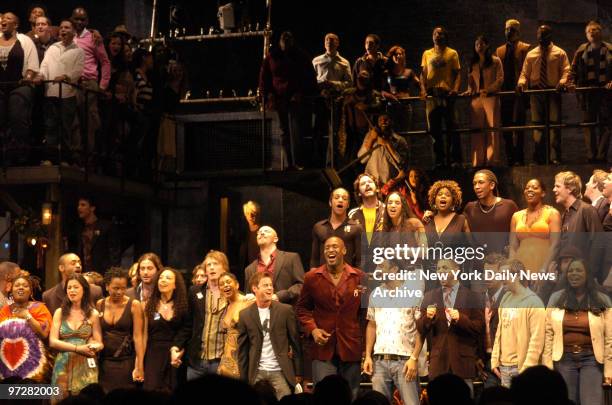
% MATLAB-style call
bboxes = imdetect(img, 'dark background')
[3,0,609,97]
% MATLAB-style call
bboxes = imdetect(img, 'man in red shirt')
[296,236,366,398]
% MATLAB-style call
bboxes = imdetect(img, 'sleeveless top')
[515,206,553,240]
[387,69,417,95]
[100,298,135,360]
[0,40,24,82]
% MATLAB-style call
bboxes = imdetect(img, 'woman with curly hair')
[424,181,471,273]
[543,258,612,405]
[143,267,188,393]
[0,271,53,382]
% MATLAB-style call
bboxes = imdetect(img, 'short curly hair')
[427,180,462,212]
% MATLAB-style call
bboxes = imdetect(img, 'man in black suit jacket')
[74,195,121,274]
[42,253,103,315]
[238,271,302,400]
[585,170,611,223]
[416,259,484,393]
[244,226,304,304]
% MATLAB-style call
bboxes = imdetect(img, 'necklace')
[478,198,499,214]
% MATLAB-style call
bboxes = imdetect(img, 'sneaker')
[40,160,53,166]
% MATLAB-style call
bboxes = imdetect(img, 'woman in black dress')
[96,267,145,392]
[424,180,472,289]
[143,267,188,392]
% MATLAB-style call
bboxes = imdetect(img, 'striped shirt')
[201,288,228,360]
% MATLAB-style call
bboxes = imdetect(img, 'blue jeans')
[187,358,220,381]
[499,365,519,388]
[371,358,419,405]
[312,359,361,399]
[483,357,500,389]
[555,351,603,405]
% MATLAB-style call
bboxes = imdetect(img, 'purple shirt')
[74,28,110,90]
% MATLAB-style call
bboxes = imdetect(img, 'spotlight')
[42,203,53,225]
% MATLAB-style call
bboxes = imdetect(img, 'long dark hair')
[554,259,607,314]
[382,191,418,232]
[137,252,164,275]
[407,167,430,211]
[469,34,493,72]
[61,274,93,319]
[145,268,188,321]
[105,33,126,72]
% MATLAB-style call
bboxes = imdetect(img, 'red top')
[296,263,366,362]
[257,250,277,274]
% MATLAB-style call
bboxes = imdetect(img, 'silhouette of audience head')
[510,366,571,405]
[427,373,473,405]
[313,375,352,405]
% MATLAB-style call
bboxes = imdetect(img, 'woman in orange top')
[509,178,561,276]
[0,270,53,382]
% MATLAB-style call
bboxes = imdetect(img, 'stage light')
[29,238,37,246]
[42,203,53,225]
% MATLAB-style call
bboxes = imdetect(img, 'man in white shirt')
[37,19,84,165]
[312,33,352,167]
[312,33,352,91]
[363,259,424,405]
[237,272,302,400]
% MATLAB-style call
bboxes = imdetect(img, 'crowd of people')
[0,165,611,404]
[260,19,611,171]
[0,6,186,176]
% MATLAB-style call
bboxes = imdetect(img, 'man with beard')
[420,26,462,168]
[348,173,386,247]
[244,226,304,305]
[495,19,530,166]
[358,113,409,186]
[296,237,366,398]
[311,188,362,269]
[42,253,103,314]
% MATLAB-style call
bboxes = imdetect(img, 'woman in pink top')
[464,35,504,167]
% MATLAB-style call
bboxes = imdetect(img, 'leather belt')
[374,354,409,361]
[565,344,592,354]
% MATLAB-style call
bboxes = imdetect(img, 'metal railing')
[0,79,154,184]
[329,85,609,167]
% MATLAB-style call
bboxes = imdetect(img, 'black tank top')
[100,297,135,360]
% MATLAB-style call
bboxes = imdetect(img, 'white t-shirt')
[258,307,281,371]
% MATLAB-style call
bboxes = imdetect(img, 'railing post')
[58,81,63,165]
[544,90,550,165]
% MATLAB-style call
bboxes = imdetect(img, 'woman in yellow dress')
[217,273,253,378]
[509,178,561,275]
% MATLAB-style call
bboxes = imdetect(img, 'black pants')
[426,97,460,165]
[500,93,526,165]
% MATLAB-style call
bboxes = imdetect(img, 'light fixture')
[29,237,37,246]
[42,203,53,225]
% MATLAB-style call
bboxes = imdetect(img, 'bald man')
[42,252,103,314]
[296,237,366,398]
[244,225,304,304]
[0,261,21,307]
